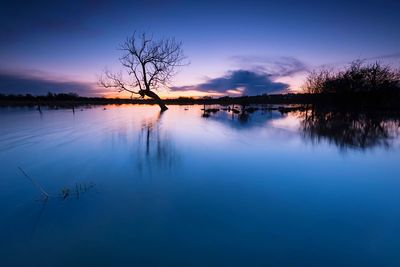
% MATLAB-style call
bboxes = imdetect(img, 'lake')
[1,105,400,267]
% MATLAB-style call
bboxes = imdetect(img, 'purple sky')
[0,0,399,97]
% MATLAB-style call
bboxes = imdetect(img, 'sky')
[0,0,399,97]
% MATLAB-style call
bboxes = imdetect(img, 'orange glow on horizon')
[101,89,224,99]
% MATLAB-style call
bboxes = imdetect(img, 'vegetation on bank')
[303,61,400,94]
[302,61,400,107]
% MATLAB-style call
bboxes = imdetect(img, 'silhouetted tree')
[302,69,335,94]
[303,61,400,95]
[99,31,186,111]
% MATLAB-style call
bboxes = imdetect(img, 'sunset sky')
[0,0,399,98]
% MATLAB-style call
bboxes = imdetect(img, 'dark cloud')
[171,70,289,95]
[230,56,309,77]
[0,70,105,96]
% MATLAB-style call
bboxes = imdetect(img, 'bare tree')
[99,32,186,111]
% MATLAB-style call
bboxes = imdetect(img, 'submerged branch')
[18,167,49,199]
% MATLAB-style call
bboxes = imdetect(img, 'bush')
[303,61,400,94]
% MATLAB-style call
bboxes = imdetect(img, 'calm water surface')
[1,105,400,267]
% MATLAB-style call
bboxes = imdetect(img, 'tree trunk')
[144,90,168,111]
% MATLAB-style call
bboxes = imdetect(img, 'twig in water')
[18,167,49,199]
[60,183,96,200]
[61,187,70,200]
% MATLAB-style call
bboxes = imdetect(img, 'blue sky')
[0,0,399,97]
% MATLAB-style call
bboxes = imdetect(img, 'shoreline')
[1,92,400,110]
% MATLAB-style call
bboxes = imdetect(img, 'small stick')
[18,167,49,199]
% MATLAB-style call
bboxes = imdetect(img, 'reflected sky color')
[1,105,400,266]
[0,0,399,96]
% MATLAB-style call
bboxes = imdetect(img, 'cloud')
[230,56,309,77]
[171,70,289,96]
[0,69,106,96]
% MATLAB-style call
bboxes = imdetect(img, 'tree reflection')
[200,103,400,151]
[136,112,179,176]
[299,107,400,150]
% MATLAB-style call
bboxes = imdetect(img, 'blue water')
[1,105,400,266]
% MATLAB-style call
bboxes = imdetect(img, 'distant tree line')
[0,92,304,106]
[0,92,80,100]
[1,91,399,109]
[0,92,112,107]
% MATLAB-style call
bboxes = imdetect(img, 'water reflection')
[136,111,179,176]
[2,105,400,267]
[201,104,400,150]
[299,108,400,150]
[202,104,285,130]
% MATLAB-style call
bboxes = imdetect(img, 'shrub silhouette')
[303,61,400,94]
